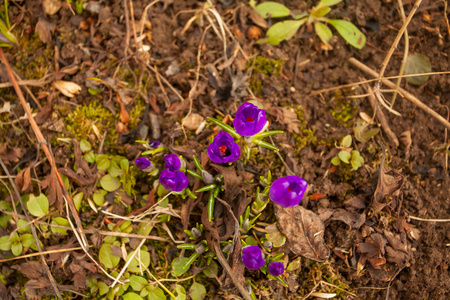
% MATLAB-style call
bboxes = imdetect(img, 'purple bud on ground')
[164,154,181,171]
[135,157,153,172]
[233,102,267,137]
[207,131,241,164]
[159,169,189,192]
[241,245,265,270]
[202,170,214,185]
[269,176,307,207]
[148,141,161,148]
[268,261,284,277]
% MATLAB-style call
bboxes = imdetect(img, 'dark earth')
[0,0,449,299]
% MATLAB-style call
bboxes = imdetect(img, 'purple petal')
[135,157,152,170]
[268,261,284,277]
[208,131,241,163]
[148,141,161,148]
[233,102,267,136]
[164,154,181,171]
[241,245,265,270]
[160,169,189,192]
[269,176,307,207]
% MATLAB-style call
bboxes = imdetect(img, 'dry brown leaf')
[276,206,330,261]
[281,107,301,133]
[330,209,366,228]
[15,166,33,193]
[35,17,55,44]
[182,113,205,131]
[13,261,45,279]
[42,0,62,15]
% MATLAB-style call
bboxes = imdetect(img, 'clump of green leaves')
[252,0,365,48]
[0,0,18,47]
[331,135,364,170]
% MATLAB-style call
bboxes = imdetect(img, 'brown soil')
[0,0,449,299]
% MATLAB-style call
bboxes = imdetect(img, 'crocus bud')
[202,170,214,185]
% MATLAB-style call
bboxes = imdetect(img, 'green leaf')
[11,242,22,256]
[98,281,110,295]
[50,217,70,235]
[313,7,331,18]
[202,261,219,278]
[350,150,364,170]
[108,160,124,177]
[189,282,207,300]
[265,223,286,247]
[314,22,332,45]
[123,292,144,300]
[20,234,35,248]
[126,250,151,273]
[341,135,352,148]
[338,151,351,164]
[404,53,431,85]
[265,19,307,45]
[174,284,186,300]
[84,151,96,164]
[80,139,92,153]
[0,235,12,251]
[328,19,366,49]
[17,219,31,234]
[100,174,121,192]
[171,257,190,277]
[331,156,341,166]
[255,2,290,18]
[73,192,84,211]
[316,0,343,9]
[252,139,279,151]
[99,243,121,269]
[120,158,130,172]
[97,157,111,170]
[130,275,147,291]
[27,194,49,217]
[287,257,302,272]
[146,286,165,300]
[93,189,108,206]
[207,117,239,139]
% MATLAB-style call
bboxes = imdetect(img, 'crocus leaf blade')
[328,19,366,49]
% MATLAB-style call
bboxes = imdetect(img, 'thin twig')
[349,57,450,130]
[409,216,450,222]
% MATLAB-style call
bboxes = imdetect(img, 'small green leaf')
[88,88,102,96]
[0,235,12,251]
[252,139,279,151]
[99,243,121,269]
[404,53,431,85]
[265,223,286,247]
[189,282,207,300]
[202,261,219,278]
[80,139,92,153]
[328,19,366,49]
[350,150,364,170]
[146,286,165,300]
[314,22,332,45]
[123,292,144,300]
[84,151,96,164]
[265,19,307,45]
[27,194,49,217]
[50,217,70,235]
[97,157,111,170]
[100,174,121,192]
[207,117,239,139]
[20,234,35,248]
[171,257,190,277]
[126,250,151,273]
[108,160,124,177]
[331,156,341,166]
[98,281,109,295]
[73,192,84,211]
[130,275,147,291]
[11,242,22,256]
[316,0,343,9]
[255,2,291,18]
[120,158,130,172]
[341,135,352,148]
[17,219,31,234]
[93,189,108,206]
[338,151,351,164]
[174,284,186,300]
[313,7,331,18]
[287,257,302,272]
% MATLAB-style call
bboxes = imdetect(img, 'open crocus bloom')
[163,153,181,171]
[207,131,241,163]
[159,169,189,192]
[135,157,153,172]
[241,245,265,270]
[233,102,267,137]
[269,176,307,207]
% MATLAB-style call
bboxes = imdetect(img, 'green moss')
[128,98,146,128]
[247,55,285,93]
[292,106,317,153]
[330,91,358,127]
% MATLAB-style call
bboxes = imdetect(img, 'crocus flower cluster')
[269,176,307,207]
[208,102,266,164]
[241,245,285,277]
[159,154,188,192]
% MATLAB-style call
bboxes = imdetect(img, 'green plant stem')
[208,191,215,222]
[196,184,216,193]
[182,252,201,270]
[192,155,205,172]
[187,169,202,180]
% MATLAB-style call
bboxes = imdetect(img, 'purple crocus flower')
[149,141,161,148]
[135,157,153,172]
[159,169,189,192]
[241,245,265,270]
[208,131,241,164]
[164,154,181,171]
[269,176,307,207]
[268,261,284,277]
[233,102,267,137]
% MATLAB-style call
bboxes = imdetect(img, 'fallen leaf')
[182,113,205,131]
[52,80,81,98]
[13,261,45,279]
[281,107,301,133]
[42,0,62,15]
[15,166,33,193]
[330,209,366,228]
[0,144,25,164]
[35,17,55,44]
[276,206,330,261]
[0,102,11,114]
[35,100,53,125]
